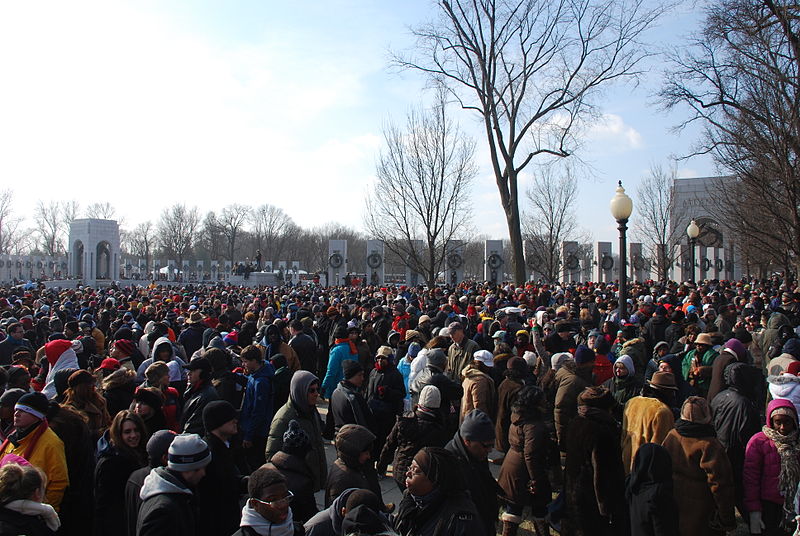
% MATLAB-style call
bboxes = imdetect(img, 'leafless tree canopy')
[365,91,475,287]
[158,204,200,270]
[0,190,23,255]
[395,0,665,283]
[633,164,686,280]
[523,168,589,282]
[660,0,800,273]
[249,204,299,264]
[85,202,116,220]
[124,221,156,273]
[34,201,66,255]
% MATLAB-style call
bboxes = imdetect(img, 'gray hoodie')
[304,487,357,536]
[136,336,187,383]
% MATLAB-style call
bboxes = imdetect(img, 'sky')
[0,0,717,247]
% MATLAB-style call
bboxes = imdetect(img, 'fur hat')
[67,369,94,388]
[134,387,164,409]
[680,396,712,424]
[167,434,211,471]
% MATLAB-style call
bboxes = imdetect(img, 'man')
[289,319,317,373]
[0,391,68,510]
[0,322,32,365]
[444,409,501,536]
[180,357,219,435]
[325,424,384,508]
[330,360,372,433]
[371,307,391,347]
[261,324,300,372]
[234,465,304,536]
[446,321,480,382]
[239,344,275,470]
[137,433,211,536]
[198,401,248,536]
[410,349,463,432]
[178,311,207,358]
[125,430,177,536]
[621,371,677,472]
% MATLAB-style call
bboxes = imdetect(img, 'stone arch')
[96,241,111,279]
[72,240,84,277]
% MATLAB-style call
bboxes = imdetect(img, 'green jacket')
[265,400,328,491]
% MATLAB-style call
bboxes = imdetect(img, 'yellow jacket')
[0,425,69,510]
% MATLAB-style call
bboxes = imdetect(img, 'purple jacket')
[743,398,797,511]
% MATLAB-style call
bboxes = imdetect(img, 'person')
[239,344,276,470]
[446,321,480,382]
[94,410,148,535]
[132,386,168,437]
[379,385,449,490]
[497,385,554,536]
[460,350,496,423]
[177,312,206,359]
[289,319,317,374]
[41,339,80,399]
[260,324,301,372]
[330,360,373,433]
[445,409,501,536]
[63,369,111,441]
[0,392,68,511]
[234,465,304,536]
[267,419,318,523]
[562,386,627,536]
[266,371,328,492]
[744,398,800,535]
[768,361,800,416]
[621,371,677,472]
[179,357,219,435]
[409,349,463,432]
[206,347,246,409]
[0,323,33,366]
[494,356,529,456]
[707,337,750,402]
[662,396,736,536]
[136,433,211,536]
[625,443,679,536]
[341,502,398,536]
[392,447,483,536]
[101,368,137,418]
[602,354,642,423]
[0,462,60,535]
[554,351,591,450]
[141,361,181,432]
[366,347,405,460]
[135,336,187,393]
[272,354,293,409]
[303,487,358,536]
[322,325,357,400]
[682,332,718,397]
[325,424,384,508]
[125,430,177,536]
[198,400,248,536]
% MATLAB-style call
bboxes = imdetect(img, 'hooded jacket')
[266,371,327,491]
[761,313,791,366]
[325,425,382,507]
[625,443,679,536]
[554,361,590,449]
[378,409,448,489]
[136,467,197,536]
[135,337,187,384]
[322,341,354,398]
[459,364,496,422]
[239,361,275,442]
[743,398,799,511]
[42,340,80,399]
[304,487,356,536]
[768,372,800,416]
[330,380,373,433]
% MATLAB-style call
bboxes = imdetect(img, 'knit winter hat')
[426,349,447,370]
[723,338,747,361]
[134,387,164,410]
[418,385,441,409]
[202,400,238,432]
[15,392,48,420]
[551,352,572,371]
[146,430,177,462]
[342,360,363,380]
[407,342,421,358]
[615,355,635,376]
[460,409,495,442]
[0,388,26,408]
[67,369,94,388]
[113,339,135,357]
[167,434,211,471]
[282,419,310,452]
[574,345,595,365]
[680,396,712,424]
[577,386,614,410]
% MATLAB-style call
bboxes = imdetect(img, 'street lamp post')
[686,219,700,283]
[610,181,633,323]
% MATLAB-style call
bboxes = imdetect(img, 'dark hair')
[240,345,263,363]
[290,319,303,332]
[203,348,230,372]
[109,410,147,465]
[0,463,45,504]
[64,321,79,333]
[512,385,545,419]
[5,322,22,334]
[248,465,285,498]
[345,488,380,512]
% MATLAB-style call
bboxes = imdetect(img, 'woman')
[656,353,692,408]
[744,398,800,535]
[392,447,483,536]
[495,357,529,454]
[94,411,148,535]
[101,368,137,418]
[662,396,736,536]
[63,369,111,441]
[460,350,496,422]
[497,385,554,536]
[141,361,181,431]
[266,371,328,492]
[626,443,678,536]
[602,354,642,423]
[0,462,59,535]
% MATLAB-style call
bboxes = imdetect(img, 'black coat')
[330,380,372,433]
[211,371,246,409]
[197,433,246,536]
[136,467,198,536]
[625,443,679,536]
[232,524,304,536]
[268,451,318,523]
[393,489,483,536]
[289,332,318,372]
[180,381,219,435]
[366,364,406,417]
[378,410,449,489]
[94,446,145,536]
[445,432,502,536]
[0,505,55,536]
[125,466,150,536]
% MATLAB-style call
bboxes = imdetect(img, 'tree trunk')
[505,201,526,285]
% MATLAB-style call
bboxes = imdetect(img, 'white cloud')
[585,113,643,151]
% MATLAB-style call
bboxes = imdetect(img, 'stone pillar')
[445,240,465,286]
[328,240,348,287]
[561,241,580,283]
[629,242,645,283]
[484,240,504,284]
[594,242,613,282]
[366,240,385,287]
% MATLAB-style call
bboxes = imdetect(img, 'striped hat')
[15,392,48,421]
[167,434,211,471]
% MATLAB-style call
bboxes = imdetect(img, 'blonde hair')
[0,463,46,504]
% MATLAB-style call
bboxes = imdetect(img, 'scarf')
[240,502,294,536]
[1,420,48,461]
[762,425,800,529]
[675,419,717,438]
[3,499,61,531]
[335,338,358,355]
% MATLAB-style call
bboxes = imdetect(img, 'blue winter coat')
[239,362,276,441]
[322,342,353,398]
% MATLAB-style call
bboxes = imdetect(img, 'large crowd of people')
[0,276,796,535]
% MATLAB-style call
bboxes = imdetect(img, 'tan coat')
[460,364,496,422]
[554,364,590,449]
[621,396,674,473]
[662,428,736,535]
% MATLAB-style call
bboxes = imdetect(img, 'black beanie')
[202,400,238,432]
[342,360,363,380]
[16,392,48,420]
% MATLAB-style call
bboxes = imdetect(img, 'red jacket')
[743,398,796,511]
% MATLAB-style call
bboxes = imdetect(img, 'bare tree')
[217,204,251,261]
[125,221,157,274]
[0,190,22,254]
[633,164,686,280]
[157,204,199,275]
[395,0,666,283]
[660,0,800,275]
[34,201,63,255]
[198,211,226,262]
[85,202,116,219]
[250,204,296,263]
[523,167,588,282]
[365,91,475,288]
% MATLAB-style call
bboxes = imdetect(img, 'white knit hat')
[167,434,211,471]
[418,385,441,409]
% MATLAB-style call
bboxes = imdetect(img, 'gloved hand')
[749,511,765,534]
[377,386,387,398]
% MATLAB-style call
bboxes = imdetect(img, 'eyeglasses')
[251,491,294,508]
[407,464,425,476]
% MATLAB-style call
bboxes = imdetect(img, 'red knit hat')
[787,360,800,376]
[113,339,135,357]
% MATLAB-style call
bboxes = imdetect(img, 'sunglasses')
[250,490,294,508]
